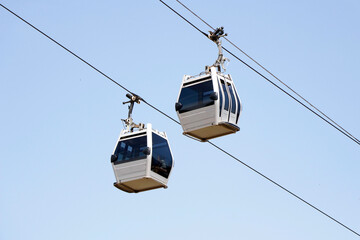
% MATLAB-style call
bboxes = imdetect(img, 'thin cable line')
[0,2,181,129]
[159,0,360,146]
[175,0,214,30]
[159,0,207,37]
[222,45,360,146]
[0,3,179,128]
[207,140,360,237]
[141,98,181,125]
[175,0,360,145]
[0,4,134,95]
[1,3,359,237]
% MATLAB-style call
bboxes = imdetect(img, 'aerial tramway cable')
[1,2,359,237]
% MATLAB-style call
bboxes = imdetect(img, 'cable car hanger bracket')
[207,26,229,72]
[122,93,145,132]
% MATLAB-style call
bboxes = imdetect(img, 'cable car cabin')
[175,66,242,141]
[111,123,174,193]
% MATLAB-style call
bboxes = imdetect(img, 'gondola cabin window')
[178,79,214,113]
[227,83,237,114]
[113,135,147,164]
[220,80,229,111]
[151,133,173,178]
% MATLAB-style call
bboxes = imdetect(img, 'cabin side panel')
[179,105,216,132]
[113,159,147,182]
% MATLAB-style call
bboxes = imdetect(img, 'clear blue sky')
[1,1,359,239]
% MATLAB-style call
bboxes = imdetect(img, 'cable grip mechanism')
[122,93,144,132]
[207,26,229,72]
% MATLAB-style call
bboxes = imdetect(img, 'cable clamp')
[208,26,227,43]
[208,27,229,72]
[122,93,144,132]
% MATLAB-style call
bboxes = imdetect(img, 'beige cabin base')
[114,177,167,193]
[184,122,240,142]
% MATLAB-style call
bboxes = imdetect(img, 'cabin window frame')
[113,135,148,165]
[178,78,215,113]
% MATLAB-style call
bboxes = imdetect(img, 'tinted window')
[218,79,223,117]
[234,88,241,123]
[151,133,172,178]
[228,83,237,114]
[178,80,214,113]
[221,80,229,110]
[114,136,147,164]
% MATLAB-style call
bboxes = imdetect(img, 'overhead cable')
[1,3,359,237]
[0,3,179,125]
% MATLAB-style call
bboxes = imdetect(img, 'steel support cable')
[0,3,179,128]
[159,0,360,146]
[175,0,360,145]
[1,3,359,237]
[207,141,360,237]
[0,4,134,95]
[0,3,179,125]
[141,99,181,125]
[222,45,360,146]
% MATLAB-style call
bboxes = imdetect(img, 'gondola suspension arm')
[122,93,144,132]
[208,27,229,71]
